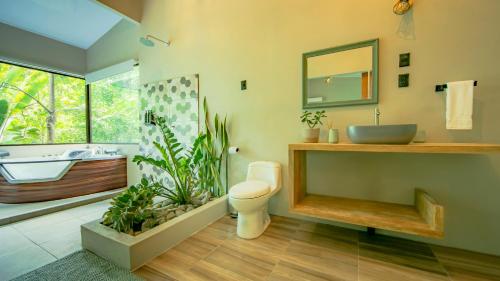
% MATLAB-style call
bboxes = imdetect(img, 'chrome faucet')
[374,107,380,126]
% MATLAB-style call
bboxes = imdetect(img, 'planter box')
[81,195,228,270]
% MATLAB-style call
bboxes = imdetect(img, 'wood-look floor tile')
[269,260,348,281]
[172,236,219,260]
[359,256,449,281]
[140,216,500,281]
[276,240,358,281]
[200,244,278,280]
[299,221,359,242]
[359,234,448,279]
[359,233,435,257]
[269,215,303,230]
[135,265,177,281]
[432,245,500,281]
[143,248,201,280]
[186,259,255,281]
[224,231,291,256]
[208,216,237,233]
[293,229,358,257]
[264,223,298,240]
[191,225,234,248]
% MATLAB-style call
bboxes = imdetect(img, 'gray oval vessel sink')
[347,124,417,144]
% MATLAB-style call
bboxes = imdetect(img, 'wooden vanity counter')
[288,142,500,238]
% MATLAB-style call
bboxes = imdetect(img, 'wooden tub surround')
[0,157,127,203]
[288,142,500,238]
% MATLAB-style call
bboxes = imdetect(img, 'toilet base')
[236,210,271,239]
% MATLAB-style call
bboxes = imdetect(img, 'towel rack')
[435,81,477,92]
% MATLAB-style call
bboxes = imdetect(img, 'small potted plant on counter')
[300,110,326,143]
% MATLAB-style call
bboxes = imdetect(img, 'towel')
[446,80,474,130]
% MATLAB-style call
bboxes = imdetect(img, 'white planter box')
[81,195,228,270]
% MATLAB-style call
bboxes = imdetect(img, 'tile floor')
[2,209,500,281]
[0,189,122,226]
[0,199,110,281]
[136,215,500,281]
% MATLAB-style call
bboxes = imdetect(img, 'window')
[90,68,140,143]
[0,61,140,145]
[0,62,86,145]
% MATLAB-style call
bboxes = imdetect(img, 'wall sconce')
[393,0,413,15]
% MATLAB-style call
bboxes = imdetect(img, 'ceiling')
[0,0,122,49]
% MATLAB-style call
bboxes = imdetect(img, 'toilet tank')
[246,161,281,190]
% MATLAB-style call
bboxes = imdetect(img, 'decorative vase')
[303,128,320,143]
[328,128,339,144]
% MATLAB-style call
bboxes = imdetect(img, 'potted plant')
[300,110,327,143]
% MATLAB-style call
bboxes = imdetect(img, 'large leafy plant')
[133,117,206,205]
[104,97,230,234]
[102,178,161,235]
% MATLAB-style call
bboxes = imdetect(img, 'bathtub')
[0,153,127,204]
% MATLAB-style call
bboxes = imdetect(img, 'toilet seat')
[229,180,270,199]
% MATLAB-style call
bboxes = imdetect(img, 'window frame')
[0,59,139,146]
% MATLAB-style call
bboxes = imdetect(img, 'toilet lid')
[229,180,270,199]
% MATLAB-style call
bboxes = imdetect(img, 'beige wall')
[86,19,140,72]
[139,0,500,255]
[0,22,86,75]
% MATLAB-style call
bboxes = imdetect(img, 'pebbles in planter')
[132,191,217,234]
[166,212,176,220]
[174,209,185,216]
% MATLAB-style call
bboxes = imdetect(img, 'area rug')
[12,250,143,281]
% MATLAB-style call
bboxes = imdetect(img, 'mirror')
[303,39,378,108]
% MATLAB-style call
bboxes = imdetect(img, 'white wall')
[139,0,500,255]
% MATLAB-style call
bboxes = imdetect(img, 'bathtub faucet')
[95,146,104,155]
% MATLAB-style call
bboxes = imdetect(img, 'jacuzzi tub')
[0,153,127,204]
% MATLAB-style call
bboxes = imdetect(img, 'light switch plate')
[399,53,410,67]
[399,73,409,88]
[241,80,247,90]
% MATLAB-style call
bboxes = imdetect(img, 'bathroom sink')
[347,124,417,144]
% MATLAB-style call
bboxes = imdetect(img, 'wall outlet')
[399,53,410,67]
[241,80,247,91]
[399,73,410,87]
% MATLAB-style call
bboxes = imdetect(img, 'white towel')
[446,80,474,130]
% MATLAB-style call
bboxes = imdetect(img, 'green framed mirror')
[302,39,379,108]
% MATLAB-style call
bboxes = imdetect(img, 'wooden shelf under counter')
[288,142,500,238]
[290,190,444,238]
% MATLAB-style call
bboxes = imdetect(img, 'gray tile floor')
[0,200,111,281]
[0,189,122,226]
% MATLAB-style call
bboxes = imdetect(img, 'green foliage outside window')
[0,62,140,145]
[0,63,86,144]
[91,69,140,143]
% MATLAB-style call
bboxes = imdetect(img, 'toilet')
[229,161,281,239]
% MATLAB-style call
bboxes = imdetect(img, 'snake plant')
[199,97,229,197]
